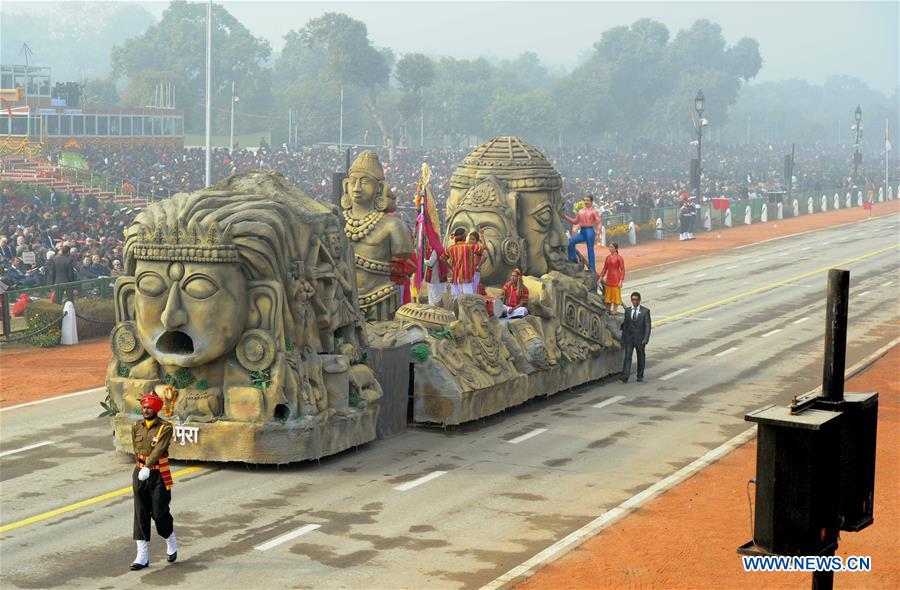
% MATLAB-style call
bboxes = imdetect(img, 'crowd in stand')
[2,140,883,291]
[65,141,881,219]
[1,185,130,289]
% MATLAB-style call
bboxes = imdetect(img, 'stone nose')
[160,284,188,330]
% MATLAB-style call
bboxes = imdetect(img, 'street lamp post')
[229,80,239,153]
[694,89,705,199]
[204,0,212,187]
[852,105,862,187]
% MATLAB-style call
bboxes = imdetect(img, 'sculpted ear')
[506,191,519,226]
[114,276,136,322]
[246,280,285,343]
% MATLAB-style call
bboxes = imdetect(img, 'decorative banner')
[820,194,827,212]
[744,206,752,225]
[724,208,732,227]
[703,209,711,230]
[857,191,863,207]
[627,221,636,245]
[777,202,784,220]
[760,203,768,223]
[655,218,663,239]
[878,187,884,202]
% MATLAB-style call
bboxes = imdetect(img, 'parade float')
[105,137,622,462]
[105,171,382,463]
[348,137,622,426]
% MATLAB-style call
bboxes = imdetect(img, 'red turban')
[140,393,163,413]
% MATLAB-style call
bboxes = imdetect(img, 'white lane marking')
[687,317,714,321]
[591,395,625,410]
[799,246,812,251]
[479,427,756,590]
[696,273,707,278]
[761,329,782,338]
[792,316,810,325]
[656,282,671,288]
[714,346,739,358]
[254,524,321,551]
[856,290,871,297]
[0,386,105,413]
[0,441,53,458]
[884,281,894,287]
[725,265,739,270]
[481,335,900,590]
[394,470,448,492]
[505,428,549,444]
[659,368,688,381]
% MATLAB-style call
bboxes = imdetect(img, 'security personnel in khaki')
[130,392,178,570]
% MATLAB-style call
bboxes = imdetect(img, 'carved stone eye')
[533,206,552,227]
[136,272,167,297]
[182,275,219,300]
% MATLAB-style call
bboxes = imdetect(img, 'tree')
[111,0,272,134]
[298,13,395,154]
[81,77,119,106]
[395,53,435,145]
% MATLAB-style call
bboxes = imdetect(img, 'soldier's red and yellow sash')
[135,453,174,490]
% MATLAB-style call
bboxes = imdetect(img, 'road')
[1,215,898,590]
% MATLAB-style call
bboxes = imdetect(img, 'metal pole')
[204,0,212,187]
[339,85,344,149]
[811,558,835,590]
[229,80,235,153]
[853,108,862,187]
[787,143,795,201]
[821,269,849,403]
[886,118,890,197]
[420,87,424,147]
[697,114,703,200]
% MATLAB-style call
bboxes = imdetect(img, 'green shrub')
[24,298,115,342]
[24,300,63,347]
[72,298,116,340]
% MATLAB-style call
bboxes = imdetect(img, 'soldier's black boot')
[131,540,149,570]
[166,532,178,563]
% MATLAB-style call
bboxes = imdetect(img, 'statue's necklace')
[342,209,385,241]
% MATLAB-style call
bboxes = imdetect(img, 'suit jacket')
[50,254,76,285]
[622,305,651,345]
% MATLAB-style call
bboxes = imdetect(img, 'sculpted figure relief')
[106,171,379,462]
[341,150,414,320]
[445,136,581,287]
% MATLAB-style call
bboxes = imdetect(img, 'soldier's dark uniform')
[132,416,175,542]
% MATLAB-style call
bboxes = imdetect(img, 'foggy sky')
[4,1,899,94]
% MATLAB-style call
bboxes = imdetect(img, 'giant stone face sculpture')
[107,171,380,463]
[445,137,579,287]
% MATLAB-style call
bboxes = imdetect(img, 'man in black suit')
[49,244,77,285]
[620,291,651,383]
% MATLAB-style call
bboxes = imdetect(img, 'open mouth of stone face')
[156,331,195,355]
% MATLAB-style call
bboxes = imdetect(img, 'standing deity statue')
[341,150,414,320]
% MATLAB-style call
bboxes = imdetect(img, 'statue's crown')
[133,220,238,263]
[456,178,510,212]
[349,150,384,180]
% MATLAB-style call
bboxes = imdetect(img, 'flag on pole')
[412,163,444,300]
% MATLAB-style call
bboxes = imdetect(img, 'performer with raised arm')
[563,195,602,274]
